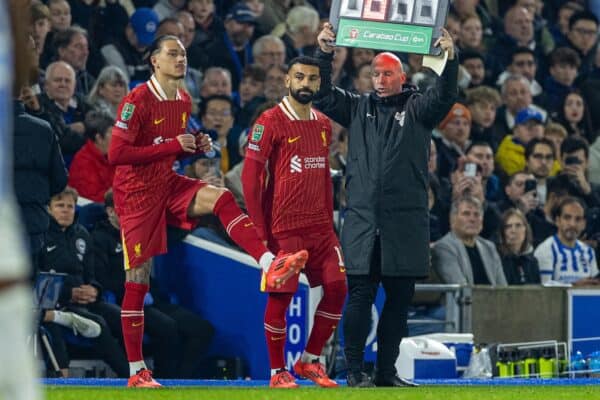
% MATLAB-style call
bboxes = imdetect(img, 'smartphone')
[464,162,477,177]
[565,156,582,165]
[524,179,537,193]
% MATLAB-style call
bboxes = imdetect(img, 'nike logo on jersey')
[154,117,165,125]
[244,223,254,228]
[271,335,286,341]
[46,245,57,252]
[132,322,143,327]
[288,136,301,143]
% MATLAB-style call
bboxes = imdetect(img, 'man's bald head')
[370,52,406,97]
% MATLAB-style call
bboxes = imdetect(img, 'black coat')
[13,101,68,237]
[91,220,125,303]
[39,218,101,304]
[501,252,541,285]
[313,49,459,277]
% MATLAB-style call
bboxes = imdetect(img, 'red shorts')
[120,175,206,269]
[262,230,346,293]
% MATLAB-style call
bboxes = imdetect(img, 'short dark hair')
[510,47,535,63]
[548,47,581,68]
[84,110,114,141]
[145,35,181,73]
[547,174,580,199]
[525,138,555,160]
[506,171,530,188]
[552,195,586,220]
[200,94,234,117]
[460,49,485,63]
[242,64,266,83]
[53,25,88,51]
[287,56,320,72]
[561,135,589,159]
[466,141,493,155]
[569,10,599,30]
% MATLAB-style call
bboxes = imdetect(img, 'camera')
[464,162,477,177]
[524,179,537,193]
[565,156,582,166]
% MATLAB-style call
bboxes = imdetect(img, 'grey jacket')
[313,48,459,277]
[432,232,508,286]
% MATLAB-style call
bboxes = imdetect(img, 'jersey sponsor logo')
[290,155,302,173]
[153,117,165,125]
[121,103,135,121]
[248,143,260,152]
[134,243,142,257]
[251,124,264,142]
[115,121,128,129]
[288,136,301,144]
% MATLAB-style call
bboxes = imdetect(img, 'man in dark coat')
[314,24,459,387]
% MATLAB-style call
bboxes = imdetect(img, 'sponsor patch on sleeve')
[251,124,264,142]
[120,103,135,121]
[115,121,128,129]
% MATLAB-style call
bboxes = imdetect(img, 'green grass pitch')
[45,386,600,400]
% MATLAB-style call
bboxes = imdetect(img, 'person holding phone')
[557,136,600,208]
[313,23,459,387]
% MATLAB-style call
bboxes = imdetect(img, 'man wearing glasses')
[566,10,599,76]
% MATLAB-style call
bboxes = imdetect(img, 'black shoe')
[346,372,375,388]
[373,375,419,387]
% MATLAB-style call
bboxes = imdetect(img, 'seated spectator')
[236,64,266,127]
[40,187,128,377]
[565,11,599,77]
[534,196,600,285]
[498,171,539,213]
[185,0,224,69]
[31,2,52,71]
[263,63,287,102]
[200,67,233,99]
[40,0,72,69]
[68,111,115,203]
[28,61,91,158]
[350,62,373,95]
[542,47,581,115]
[525,137,561,205]
[544,122,568,161]
[458,12,486,54]
[153,0,186,21]
[225,129,249,210]
[497,208,541,285]
[275,5,319,62]
[466,141,502,202]
[54,26,96,97]
[87,66,129,119]
[200,95,237,172]
[93,190,215,378]
[496,47,543,101]
[460,49,488,88]
[465,85,502,149]
[252,35,286,71]
[496,107,545,176]
[434,102,472,179]
[432,196,507,286]
[552,90,595,143]
[556,136,600,209]
[100,8,159,84]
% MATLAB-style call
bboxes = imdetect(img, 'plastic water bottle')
[570,351,586,377]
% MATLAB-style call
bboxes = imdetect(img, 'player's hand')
[196,133,213,153]
[433,28,455,60]
[177,133,197,152]
[318,22,336,53]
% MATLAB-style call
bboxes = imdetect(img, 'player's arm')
[241,118,275,241]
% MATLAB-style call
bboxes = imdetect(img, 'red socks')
[121,281,148,362]
[305,280,347,356]
[213,190,269,262]
[264,293,294,370]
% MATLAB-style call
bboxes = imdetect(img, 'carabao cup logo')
[350,28,359,39]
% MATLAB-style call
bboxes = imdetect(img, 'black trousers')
[343,237,416,378]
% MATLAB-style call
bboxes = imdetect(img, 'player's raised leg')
[188,185,308,286]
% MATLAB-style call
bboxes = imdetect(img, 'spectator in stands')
[254,0,307,37]
[534,196,600,284]
[252,35,286,70]
[40,187,128,378]
[68,110,114,203]
[494,74,546,140]
[200,67,233,99]
[550,1,584,47]
[31,2,51,62]
[497,208,541,285]
[236,64,266,127]
[445,11,462,43]
[200,95,238,171]
[544,122,568,161]
[186,0,223,68]
[225,131,249,210]
[565,11,599,77]
[100,8,159,84]
[41,0,73,69]
[153,0,186,21]
[263,63,287,102]
[202,3,258,89]
[450,0,499,39]
[93,190,215,378]
[498,171,539,213]
[432,196,507,286]
[542,47,581,115]
[525,137,560,205]
[460,49,488,88]
[176,10,195,51]
[340,48,375,91]
[330,46,348,87]
[276,5,319,61]
[28,61,91,158]
[13,89,68,269]
[496,107,545,176]
[553,90,595,142]
[458,12,486,53]
[54,26,96,97]
[87,66,129,120]
[496,47,543,101]
[465,85,502,149]
[466,141,501,202]
[351,63,373,95]
[557,136,600,209]
[434,102,472,179]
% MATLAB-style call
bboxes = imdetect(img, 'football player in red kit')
[242,56,347,388]
[109,35,308,388]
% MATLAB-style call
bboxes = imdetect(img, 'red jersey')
[245,97,333,236]
[111,76,191,214]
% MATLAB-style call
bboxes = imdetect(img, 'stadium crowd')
[14,0,600,379]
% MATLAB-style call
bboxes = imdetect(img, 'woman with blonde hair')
[87,66,129,119]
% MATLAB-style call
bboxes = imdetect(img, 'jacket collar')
[370,84,418,106]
